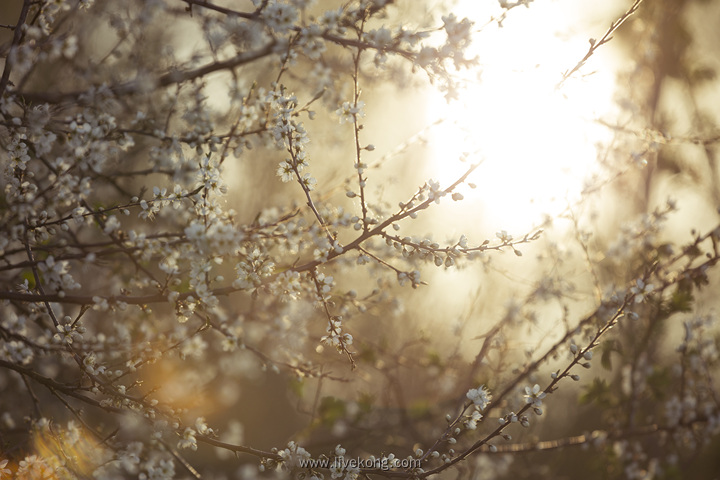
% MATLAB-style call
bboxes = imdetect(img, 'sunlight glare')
[427,1,619,231]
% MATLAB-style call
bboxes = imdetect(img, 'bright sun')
[426,0,620,231]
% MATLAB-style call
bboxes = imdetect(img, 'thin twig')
[0,0,32,97]
[557,0,644,88]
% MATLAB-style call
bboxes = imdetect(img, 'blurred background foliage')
[1,0,720,479]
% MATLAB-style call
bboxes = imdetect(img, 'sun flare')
[427,0,619,231]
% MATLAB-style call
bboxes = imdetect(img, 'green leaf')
[426,351,443,368]
[357,392,374,414]
[357,345,377,364]
[646,367,672,400]
[408,399,431,418]
[21,270,36,289]
[579,378,611,407]
[600,339,622,371]
[690,65,716,83]
[318,396,346,425]
[601,348,612,371]
[684,244,702,259]
[669,286,694,313]
[288,377,304,398]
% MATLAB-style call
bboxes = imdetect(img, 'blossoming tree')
[1,0,720,479]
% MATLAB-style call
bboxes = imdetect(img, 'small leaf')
[601,348,613,371]
[579,378,611,406]
[318,396,346,425]
[669,287,694,313]
[21,270,36,289]
[600,339,622,371]
[288,378,304,398]
[357,392,374,414]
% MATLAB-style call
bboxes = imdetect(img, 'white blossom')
[466,385,492,410]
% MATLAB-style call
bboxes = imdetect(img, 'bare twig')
[557,0,644,88]
[0,0,32,97]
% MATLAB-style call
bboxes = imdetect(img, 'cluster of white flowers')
[278,441,312,469]
[439,14,474,68]
[233,248,275,290]
[140,457,176,480]
[38,255,81,295]
[336,100,366,125]
[523,384,547,414]
[177,427,198,451]
[466,385,492,410]
[321,316,353,352]
[263,2,299,34]
[630,278,654,303]
[52,317,85,345]
[2,340,34,365]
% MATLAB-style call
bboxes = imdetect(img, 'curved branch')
[0,0,32,98]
